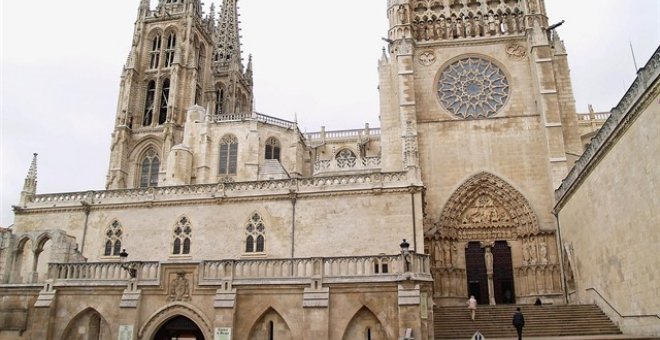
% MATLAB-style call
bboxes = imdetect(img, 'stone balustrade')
[23,172,409,211]
[305,127,381,142]
[208,112,297,130]
[577,112,611,122]
[47,262,160,286]
[39,254,430,288]
[200,253,432,286]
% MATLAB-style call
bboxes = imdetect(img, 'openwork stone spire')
[23,153,38,195]
[215,0,242,70]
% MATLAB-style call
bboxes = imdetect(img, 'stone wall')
[555,48,660,336]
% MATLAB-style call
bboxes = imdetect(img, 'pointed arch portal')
[427,172,541,305]
[153,315,205,340]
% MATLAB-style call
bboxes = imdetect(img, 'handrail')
[586,287,660,319]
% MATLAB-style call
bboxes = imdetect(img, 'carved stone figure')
[397,5,408,24]
[465,19,473,37]
[488,14,496,35]
[539,240,548,264]
[485,247,493,274]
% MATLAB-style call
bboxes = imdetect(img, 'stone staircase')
[434,304,622,339]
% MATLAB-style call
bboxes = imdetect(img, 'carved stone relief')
[505,44,527,60]
[418,51,437,66]
[167,272,191,302]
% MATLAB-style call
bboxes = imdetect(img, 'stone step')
[433,304,623,339]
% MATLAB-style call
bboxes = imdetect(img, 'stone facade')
[554,48,660,336]
[1,0,655,339]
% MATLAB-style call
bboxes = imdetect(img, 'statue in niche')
[446,19,454,39]
[397,5,408,24]
[475,15,484,36]
[465,19,473,37]
[434,242,445,266]
[423,22,431,40]
[451,244,459,267]
[494,14,501,34]
[456,19,464,38]
[528,0,538,14]
[539,240,548,264]
[436,18,446,40]
[501,14,509,33]
[516,13,525,32]
[522,240,530,266]
[487,13,496,35]
[444,242,452,267]
[528,237,538,264]
[507,14,516,33]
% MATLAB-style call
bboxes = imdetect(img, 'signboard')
[214,327,232,340]
[118,325,133,340]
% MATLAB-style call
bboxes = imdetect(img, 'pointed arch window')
[219,135,238,175]
[159,79,170,125]
[172,217,192,255]
[215,89,224,115]
[149,35,161,69]
[143,81,156,126]
[245,213,266,253]
[165,33,176,68]
[265,137,281,161]
[103,220,123,257]
[139,149,160,188]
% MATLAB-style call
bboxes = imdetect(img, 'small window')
[219,135,238,175]
[139,149,160,188]
[265,137,281,161]
[245,213,266,253]
[172,217,192,255]
[215,89,224,115]
[103,220,123,256]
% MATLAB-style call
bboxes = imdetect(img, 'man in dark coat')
[512,307,525,340]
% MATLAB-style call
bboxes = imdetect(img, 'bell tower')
[107,0,252,190]
[378,0,581,305]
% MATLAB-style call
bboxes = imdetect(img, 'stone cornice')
[554,46,660,212]
[17,172,417,214]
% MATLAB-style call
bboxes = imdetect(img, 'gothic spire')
[215,0,243,71]
[19,153,38,206]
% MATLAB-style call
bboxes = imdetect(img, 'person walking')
[467,295,478,320]
[512,307,525,340]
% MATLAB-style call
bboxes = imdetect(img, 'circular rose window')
[437,57,510,119]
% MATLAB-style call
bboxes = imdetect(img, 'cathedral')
[1,0,658,339]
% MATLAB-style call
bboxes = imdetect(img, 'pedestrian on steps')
[467,295,477,320]
[512,307,525,340]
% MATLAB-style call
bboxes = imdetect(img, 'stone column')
[213,280,237,340]
[118,278,143,340]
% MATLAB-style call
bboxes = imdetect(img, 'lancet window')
[103,220,123,257]
[172,217,192,255]
[164,33,176,68]
[159,79,170,125]
[265,137,281,161]
[149,35,161,69]
[143,80,156,126]
[139,149,160,188]
[215,89,224,115]
[219,135,238,175]
[245,213,266,253]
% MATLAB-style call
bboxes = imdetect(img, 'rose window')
[437,57,510,119]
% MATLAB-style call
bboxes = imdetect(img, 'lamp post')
[119,249,138,279]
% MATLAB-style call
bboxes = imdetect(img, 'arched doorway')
[153,316,205,340]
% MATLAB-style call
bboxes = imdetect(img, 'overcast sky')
[1,0,658,226]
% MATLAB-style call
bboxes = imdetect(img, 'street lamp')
[119,249,138,279]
